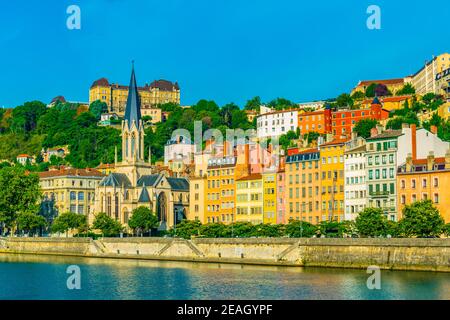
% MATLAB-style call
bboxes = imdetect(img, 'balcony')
[369,191,390,198]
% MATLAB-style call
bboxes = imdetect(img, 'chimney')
[446,149,450,169]
[406,153,413,172]
[411,124,417,160]
[427,151,435,171]
[370,127,378,137]
[376,124,384,134]
[430,125,438,135]
[351,131,358,141]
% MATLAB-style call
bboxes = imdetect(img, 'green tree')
[170,219,202,239]
[396,83,415,95]
[336,93,354,108]
[353,119,378,138]
[89,100,108,120]
[9,101,47,133]
[128,206,159,236]
[303,132,320,144]
[200,223,228,238]
[443,223,450,237]
[16,212,47,236]
[251,224,284,237]
[355,208,388,237]
[351,91,365,100]
[227,222,255,237]
[318,220,342,237]
[365,83,378,98]
[51,212,87,237]
[92,212,124,237]
[0,166,42,229]
[398,200,444,237]
[244,96,262,111]
[284,219,317,237]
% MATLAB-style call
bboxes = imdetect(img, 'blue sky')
[0,0,449,108]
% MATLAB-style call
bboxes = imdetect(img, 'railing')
[369,191,390,197]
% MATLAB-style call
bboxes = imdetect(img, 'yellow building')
[38,167,105,216]
[352,78,406,96]
[262,171,277,224]
[236,174,264,224]
[89,77,180,115]
[285,148,322,224]
[96,163,116,175]
[397,151,450,223]
[188,176,207,223]
[438,102,450,121]
[319,139,347,222]
[360,95,413,111]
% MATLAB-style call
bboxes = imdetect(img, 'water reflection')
[0,253,448,300]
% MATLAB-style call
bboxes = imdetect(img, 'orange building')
[298,111,326,135]
[205,156,237,224]
[285,148,322,224]
[397,151,450,223]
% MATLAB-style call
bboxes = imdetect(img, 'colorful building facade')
[397,151,450,223]
[319,139,346,222]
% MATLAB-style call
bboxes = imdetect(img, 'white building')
[164,135,195,165]
[397,124,450,166]
[256,109,298,139]
[344,138,367,221]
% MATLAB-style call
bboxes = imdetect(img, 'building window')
[434,177,439,187]
[434,193,439,203]
[70,191,76,201]
[78,192,84,201]
[411,179,416,188]
[422,179,427,188]
[401,195,406,204]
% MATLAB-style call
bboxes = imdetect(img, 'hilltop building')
[89,77,180,115]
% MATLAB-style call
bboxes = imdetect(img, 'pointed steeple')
[124,61,142,129]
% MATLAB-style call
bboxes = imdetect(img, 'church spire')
[124,60,142,129]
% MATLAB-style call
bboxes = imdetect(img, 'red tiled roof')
[382,95,412,102]
[236,173,262,181]
[412,157,446,165]
[358,78,404,86]
[17,154,32,158]
[38,168,105,178]
[298,110,324,117]
[149,79,179,91]
[91,77,110,88]
[320,138,349,147]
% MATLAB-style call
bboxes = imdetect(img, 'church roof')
[99,173,131,187]
[167,177,189,191]
[138,186,151,203]
[137,174,161,187]
[124,62,142,129]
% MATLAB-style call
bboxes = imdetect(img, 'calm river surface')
[0,253,448,300]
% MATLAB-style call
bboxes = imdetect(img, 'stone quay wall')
[0,237,448,272]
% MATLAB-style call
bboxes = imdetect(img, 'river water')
[0,253,448,300]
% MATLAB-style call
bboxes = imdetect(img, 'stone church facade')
[90,64,189,230]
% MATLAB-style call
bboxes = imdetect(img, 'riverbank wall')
[0,237,449,272]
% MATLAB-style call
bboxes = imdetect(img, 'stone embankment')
[0,237,448,272]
